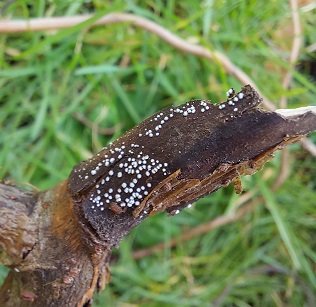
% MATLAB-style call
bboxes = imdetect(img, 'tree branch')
[0,184,37,266]
[0,86,315,306]
[0,182,111,306]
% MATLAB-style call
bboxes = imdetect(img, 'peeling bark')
[0,85,315,306]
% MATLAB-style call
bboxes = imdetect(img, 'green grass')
[0,1,316,306]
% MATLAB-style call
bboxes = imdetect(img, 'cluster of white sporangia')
[89,144,169,211]
[140,100,210,138]
[218,88,244,111]
[76,88,243,214]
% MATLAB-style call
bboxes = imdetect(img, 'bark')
[0,182,111,306]
[0,85,315,306]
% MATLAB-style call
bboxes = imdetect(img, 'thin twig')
[133,191,258,260]
[0,13,275,110]
[0,12,315,156]
[72,112,119,136]
[300,138,316,156]
[276,106,316,117]
[280,0,303,109]
[275,0,303,189]
[274,149,291,190]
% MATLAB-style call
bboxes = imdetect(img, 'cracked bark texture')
[0,86,315,306]
[0,182,111,306]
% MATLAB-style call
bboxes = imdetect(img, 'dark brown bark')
[0,85,315,306]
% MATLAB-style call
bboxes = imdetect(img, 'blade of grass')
[110,77,141,123]
[258,178,302,270]
[31,65,51,140]
[75,65,133,76]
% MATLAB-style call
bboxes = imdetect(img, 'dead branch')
[280,0,303,109]
[0,86,315,306]
[274,0,303,189]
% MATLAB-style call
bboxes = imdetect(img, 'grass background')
[0,0,316,306]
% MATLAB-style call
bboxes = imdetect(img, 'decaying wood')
[0,85,315,306]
